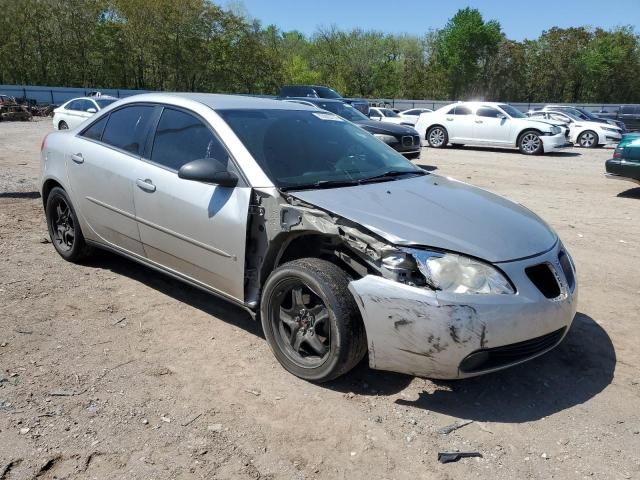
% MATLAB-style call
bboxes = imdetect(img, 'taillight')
[40,134,48,152]
[613,147,623,159]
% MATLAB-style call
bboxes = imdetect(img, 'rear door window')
[476,107,502,118]
[453,106,472,115]
[101,105,154,155]
[150,108,230,171]
[67,100,84,111]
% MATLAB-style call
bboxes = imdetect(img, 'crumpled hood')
[290,174,557,263]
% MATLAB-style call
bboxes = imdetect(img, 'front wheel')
[58,120,68,130]
[578,130,598,148]
[427,126,448,148]
[260,258,367,383]
[518,131,543,155]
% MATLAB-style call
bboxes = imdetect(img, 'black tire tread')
[45,186,93,262]
[261,257,367,382]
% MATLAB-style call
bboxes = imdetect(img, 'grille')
[558,251,575,290]
[459,327,566,373]
[525,263,561,298]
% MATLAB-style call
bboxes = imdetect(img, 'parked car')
[40,93,577,382]
[605,133,640,187]
[595,105,640,132]
[278,85,369,115]
[539,105,626,132]
[52,95,118,130]
[284,98,421,158]
[398,108,433,126]
[415,102,568,155]
[528,109,623,148]
[368,107,413,126]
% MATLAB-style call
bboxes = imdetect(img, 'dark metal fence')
[0,84,636,114]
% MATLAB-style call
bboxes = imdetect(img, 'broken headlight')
[405,249,515,295]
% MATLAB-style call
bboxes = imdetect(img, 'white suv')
[415,102,568,155]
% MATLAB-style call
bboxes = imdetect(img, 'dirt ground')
[1,119,639,480]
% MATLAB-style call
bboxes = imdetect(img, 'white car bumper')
[541,132,570,152]
[348,241,577,379]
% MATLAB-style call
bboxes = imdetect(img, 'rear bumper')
[348,242,577,379]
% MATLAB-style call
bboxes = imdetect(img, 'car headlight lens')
[601,126,619,133]
[405,249,515,294]
[550,126,561,134]
[373,133,399,144]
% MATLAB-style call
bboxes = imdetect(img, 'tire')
[518,130,543,155]
[260,258,367,383]
[58,120,68,130]
[426,126,448,148]
[45,186,92,262]
[577,130,598,148]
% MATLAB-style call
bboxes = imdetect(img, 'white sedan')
[414,102,568,155]
[368,107,413,126]
[528,110,623,148]
[398,108,433,125]
[52,96,117,130]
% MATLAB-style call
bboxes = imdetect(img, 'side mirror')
[178,159,238,187]
[498,114,507,120]
[86,108,97,113]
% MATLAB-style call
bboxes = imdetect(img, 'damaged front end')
[245,188,577,380]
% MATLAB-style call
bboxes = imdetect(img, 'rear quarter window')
[81,115,109,141]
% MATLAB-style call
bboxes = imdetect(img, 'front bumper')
[541,132,570,152]
[348,242,577,379]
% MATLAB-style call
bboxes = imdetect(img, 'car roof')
[116,92,318,111]
[279,96,345,105]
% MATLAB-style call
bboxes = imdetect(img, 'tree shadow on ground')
[328,313,615,423]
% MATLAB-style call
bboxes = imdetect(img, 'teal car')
[605,133,640,186]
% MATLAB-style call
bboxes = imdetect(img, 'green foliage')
[0,1,638,102]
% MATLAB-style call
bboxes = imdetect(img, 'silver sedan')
[39,93,577,382]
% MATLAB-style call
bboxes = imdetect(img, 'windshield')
[313,87,342,99]
[218,109,422,190]
[96,98,116,109]
[498,104,526,118]
[315,101,369,122]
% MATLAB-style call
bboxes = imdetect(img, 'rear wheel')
[578,130,598,148]
[260,258,367,383]
[427,126,448,148]
[45,187,92,262]
[518,131,543,155]
[58,120,68,130]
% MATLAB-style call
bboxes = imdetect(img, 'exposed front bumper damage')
[541,132,570,152]
[348,242,577,379]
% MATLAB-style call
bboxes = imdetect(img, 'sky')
[230,0,639,40]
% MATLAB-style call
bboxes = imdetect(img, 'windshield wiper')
[280,178,362,191]
[359,169,425,184]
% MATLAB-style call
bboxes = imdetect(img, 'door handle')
[71,153,84,164]
[136,178,156,192]
[475,120,483,123]
[446,117,453,121]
